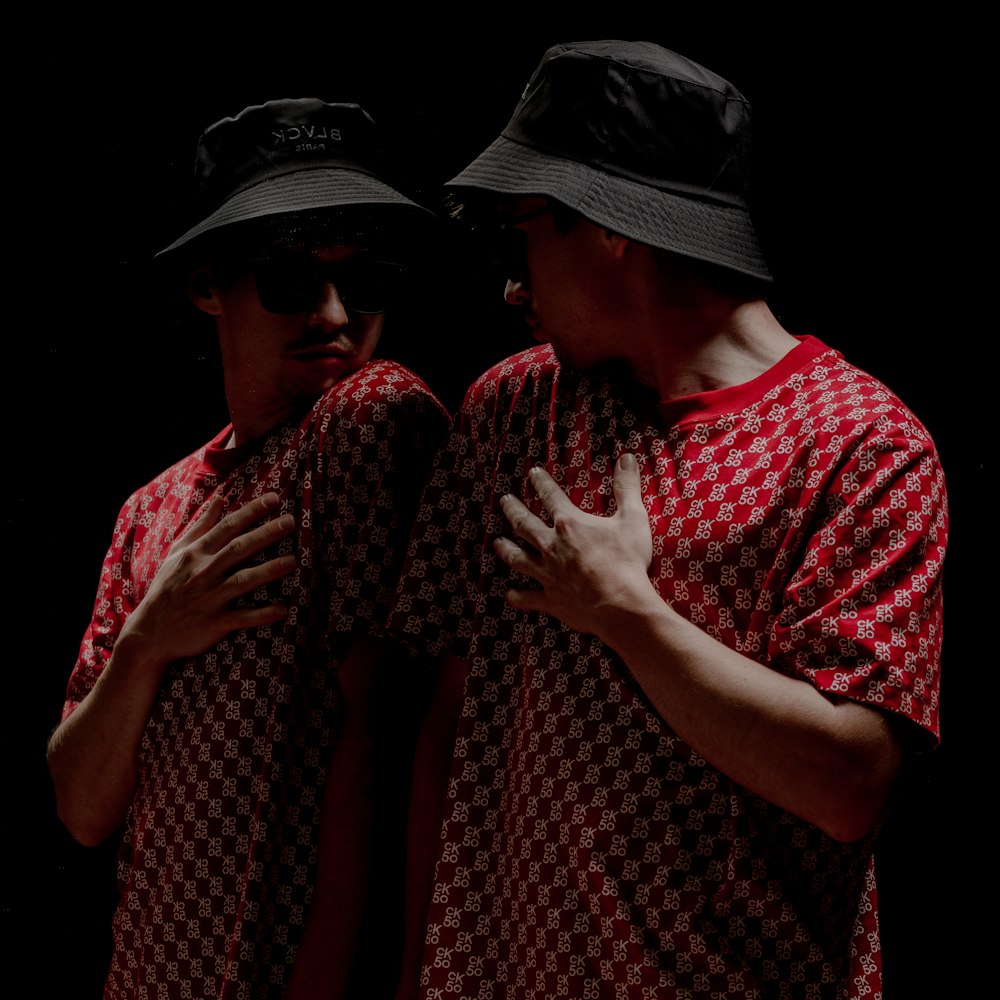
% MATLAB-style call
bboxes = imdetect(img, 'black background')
[6,15,980,996]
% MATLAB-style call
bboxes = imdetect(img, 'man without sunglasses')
[47,98,449,999]
[391,42,947,999]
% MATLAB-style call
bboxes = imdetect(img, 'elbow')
[810,772,898,843]
[61,815,115,849]
[802,770,893,841]
[808,703,906,843]
[47,744,123,848]
[50,778,121,848]
[814,741,903,843]
[818,797,887,843]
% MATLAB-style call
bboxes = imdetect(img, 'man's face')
[498,197,625,371]
[200,242,401,439]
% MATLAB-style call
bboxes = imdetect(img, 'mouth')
[289,335,355,359]
[293,344,352,356]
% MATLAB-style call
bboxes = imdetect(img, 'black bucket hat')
[447,40,772,282]
[157,98,433,258]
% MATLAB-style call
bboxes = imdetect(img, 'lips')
[289,335,354,359]
[292,345,352,358]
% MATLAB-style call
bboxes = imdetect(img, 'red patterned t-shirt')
[391,338,946,999]
[63,360,448,1000]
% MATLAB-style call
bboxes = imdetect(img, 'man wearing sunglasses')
[47,98,448,999]
[391,42,947,999]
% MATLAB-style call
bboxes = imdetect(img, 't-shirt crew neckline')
[656,335,833,429]
[200,424,267,477]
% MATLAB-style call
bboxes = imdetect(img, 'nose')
[309,281,350,329]
[504,277,530,306]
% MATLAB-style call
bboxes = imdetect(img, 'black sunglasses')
[249,255,408,315]
[489,204,552,282]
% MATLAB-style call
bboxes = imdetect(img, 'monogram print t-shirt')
[63,360,448,1000]
[391,338,946,999]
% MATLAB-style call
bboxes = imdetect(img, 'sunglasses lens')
[503,229,527,282]
[477,228,523,282]
[253,260,312,314]
[490,204,551,281]
[339,261,405,314]
[252,258,406,315]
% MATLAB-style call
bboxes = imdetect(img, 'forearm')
[395,653,467,1000]
[600,578,902,841]
[46,630,172,846]
[291,635,429,999]
[49,493,297,847]
[286,690,379,999]
[499,462,903,842]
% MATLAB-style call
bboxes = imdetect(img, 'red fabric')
[63,360,448,999]
[391,339,946,999]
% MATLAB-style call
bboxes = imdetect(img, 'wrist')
[110,622,174,683]
[596,576,674,654]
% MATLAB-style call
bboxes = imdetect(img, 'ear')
[186,268,224,315]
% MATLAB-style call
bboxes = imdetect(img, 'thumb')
[613,454,653,569]
[612,453,645,515]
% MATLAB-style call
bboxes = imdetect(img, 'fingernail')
[620,454,637,471]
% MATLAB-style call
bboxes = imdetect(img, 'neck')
[225,396,307,448]
[605,243,798,401]
[628,296,798,402]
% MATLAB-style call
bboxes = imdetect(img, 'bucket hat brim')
[158,166,434,258]
[448,135,772,283]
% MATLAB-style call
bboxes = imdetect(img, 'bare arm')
[285,635,405,998]
[290,641,462,1000]
[47,492,296,846]
[494,456,902,842]
[394,652,468,1000]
